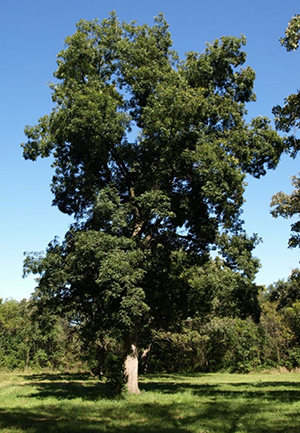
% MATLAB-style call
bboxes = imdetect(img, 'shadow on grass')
[23,372,92,382]
[0,403,193,433]
[1,373,299,432]
[25,379,109,401]
[22,372,110,401]
[140,379,300,402]
[21,372,300,405]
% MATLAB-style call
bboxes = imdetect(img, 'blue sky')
[1,0,299,300]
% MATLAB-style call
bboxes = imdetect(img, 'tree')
[280,14,300,52]
[263,270,300,367]
[0,299,30,369]
[271,14,300,249]
[0,298,81,370]
[267,268,300,309]
[271,174,300,248]
[22,12,283,393]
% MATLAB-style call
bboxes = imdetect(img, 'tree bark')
[124,338,140,394]
[140,345,151,374]
[92,345,106,378]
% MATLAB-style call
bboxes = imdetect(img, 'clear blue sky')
[1,0,299,301]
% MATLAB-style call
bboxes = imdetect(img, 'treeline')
[0,298,81,371]
[2,269,300,374]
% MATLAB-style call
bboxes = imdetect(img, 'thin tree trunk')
[124,336,140,394]
[25,348,30,370]
[140,345,151,374]
[92,345,106,378]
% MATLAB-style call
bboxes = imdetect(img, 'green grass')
[0,371,300,432]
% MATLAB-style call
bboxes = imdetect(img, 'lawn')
[0,371,300,432]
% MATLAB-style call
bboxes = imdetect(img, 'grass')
[0,371,300,432]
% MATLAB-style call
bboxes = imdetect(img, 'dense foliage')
[2,283,300,375]
[271,14,300,251]
[0,298,82,370]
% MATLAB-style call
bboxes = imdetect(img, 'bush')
[148,326,207,373]
[104,352,126,396]
[0,299,83,371]
[148,317,266,373]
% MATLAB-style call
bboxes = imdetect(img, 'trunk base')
[124,343,140,394]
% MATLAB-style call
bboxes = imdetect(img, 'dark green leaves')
[271,173,300,249]
[271,16,300,251]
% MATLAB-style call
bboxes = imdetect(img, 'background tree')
[259,298,292,366]
[0,298,81,370]
[271,174,300,249]
[0,299,30,370]
[262,270,300,368]
[22,12,283,393]
[267,269,300,309]
[271,14,300,249]
[280,14,300,52]
[273,13,300,154]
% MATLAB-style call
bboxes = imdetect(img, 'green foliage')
[187,255,261,322]
[22,11,283,249]
[271,15,300,250]
[148,317,266,374]
[271,175,300,249]
[261,280,300,369]
[284,301,300,344]
[280,14,300,51]
[283,344,300,369]
[201,317,265,372]
[148,325,206,373]
[0,299,30,369]
[272,15,300,152]
[267,269,300,309]
[0,298,82,371]
[259,300,291,365]
[24,229,148,341]
[104,352,126,396]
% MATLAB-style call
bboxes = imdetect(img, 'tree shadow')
[140,379,217,394]
[21,372,300,405]
[0,404,192,433]
[140,379,300,402]
[26,379,108,401]
[1,373,299,432]
[22,373,300,405]
[24,372,92,382]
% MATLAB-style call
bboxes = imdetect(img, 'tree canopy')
[271,174,300,249]
[272,14,300,156]
[271,14,300,251]
[280,14,300,52]
[22,12,283,393]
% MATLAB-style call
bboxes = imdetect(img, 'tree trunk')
[92,345,106,378]
[124,338,140,394]
[140,345,151,374]
[25,348,30,370]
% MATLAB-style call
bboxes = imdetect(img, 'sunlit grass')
[0,371,299,432]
